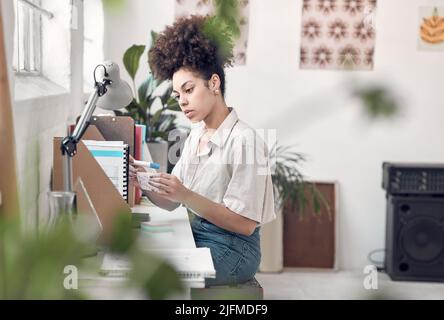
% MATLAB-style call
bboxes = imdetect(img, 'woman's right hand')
[129,155,146,189]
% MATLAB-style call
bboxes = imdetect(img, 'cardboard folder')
[71,116,136,207]
[53,124,132,243]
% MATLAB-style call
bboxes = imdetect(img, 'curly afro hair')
[148,15,234,97]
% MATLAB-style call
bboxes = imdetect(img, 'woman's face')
[172,68,219,123]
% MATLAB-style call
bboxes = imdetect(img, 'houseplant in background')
[260,143,331,273]
[115,31,185,173]
[260,83,401,273]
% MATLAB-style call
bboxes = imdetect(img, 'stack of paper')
[83,140,129,200]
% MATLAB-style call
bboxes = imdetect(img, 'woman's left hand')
[148,173,190,203]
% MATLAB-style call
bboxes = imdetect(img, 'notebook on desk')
[100,247,216,280]
[131,200,152,227]
[149,248,216,280]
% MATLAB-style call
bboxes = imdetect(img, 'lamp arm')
[71,89,100,143]
[60,79,110,192]
[61,78,111,157]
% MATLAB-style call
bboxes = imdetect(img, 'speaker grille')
[385,195,444,281]
[400,217,444,263]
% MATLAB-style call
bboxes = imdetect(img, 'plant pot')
[259,207,283,273]
[147,141,168,173]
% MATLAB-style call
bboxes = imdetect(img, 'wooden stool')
[190,277,263,300]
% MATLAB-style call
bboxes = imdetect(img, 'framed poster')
[300,0,377,70]
[418,6,444,51]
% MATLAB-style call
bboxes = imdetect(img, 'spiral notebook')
[150,248,216,280]
[83,140,129,202]
[100,248,216,280]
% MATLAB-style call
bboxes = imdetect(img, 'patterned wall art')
[418,7,444,51]
[174,0,250,65]
[300,0,377,70]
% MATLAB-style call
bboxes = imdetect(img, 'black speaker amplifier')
[384,195,444,282]
[382,162,444,196]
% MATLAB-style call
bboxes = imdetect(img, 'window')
[84,0,104,91]
[12,0,53,75]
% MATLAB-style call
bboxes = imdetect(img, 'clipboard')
[89,116,135,157]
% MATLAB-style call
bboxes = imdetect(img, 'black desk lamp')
[61,61,133,192]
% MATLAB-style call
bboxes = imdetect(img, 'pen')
[133,160,161,170]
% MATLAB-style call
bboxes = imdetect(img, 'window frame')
[13,0,43,76]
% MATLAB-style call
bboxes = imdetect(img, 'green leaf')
[202,16,235,65]
[109,212,136,254]
[158,114,175,132]
[124,99,144,123]
[140,78,159,111]
[0,215,90,299]
[150,131,168,141]
[311,184,333,220]
[123,45,146,80]
[148,78,159,98]
[165,97,181,112]
[313,188,321,216]
[354,86,399,119]
[160,85,173,106]
[297,186,307,218]
[146,31,159,73]
[138,76,153,108]
[151,108,164,128]
[121,31,185,143]
[148,31,159,49]
[129,252,184,299]
[213,0,241,39]
[102,0,126,12]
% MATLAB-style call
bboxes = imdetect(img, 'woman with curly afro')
[131,15,276,286]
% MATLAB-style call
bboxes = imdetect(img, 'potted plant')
[115,31,186,173]
[260,143,331,273]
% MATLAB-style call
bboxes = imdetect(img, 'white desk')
[79,203,209,299]
[133,203,208,288]
[133,204,196,250]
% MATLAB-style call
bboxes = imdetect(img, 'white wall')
[103,0,174,90]
[3,0,84,229]
[104,0,444,270]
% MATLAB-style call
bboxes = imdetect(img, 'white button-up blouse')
[171,108,276,225]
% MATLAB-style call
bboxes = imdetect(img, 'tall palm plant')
[270,143,331,218]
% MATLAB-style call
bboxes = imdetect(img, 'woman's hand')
[148,172,190,203]
[129,155,146,190]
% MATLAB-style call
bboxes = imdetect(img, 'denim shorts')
[190,214,261,287]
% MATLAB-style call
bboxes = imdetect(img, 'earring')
[214,89,220,95]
